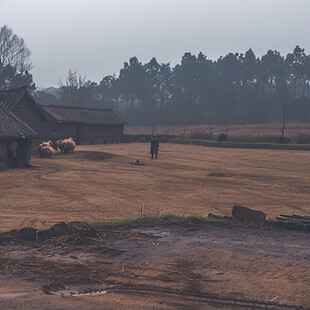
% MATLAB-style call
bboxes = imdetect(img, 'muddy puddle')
[42,283,113,296]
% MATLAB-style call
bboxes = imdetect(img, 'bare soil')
[0,221,309,309]
[1,143,310,309]
[1,143,310,232]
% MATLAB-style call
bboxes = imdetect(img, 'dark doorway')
[76,125,83,145]
[6,139,30,168]
[6,140,18,168]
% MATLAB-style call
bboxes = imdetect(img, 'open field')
[1,143,310,309]
[1,143,310,232]
[126,123,310,144]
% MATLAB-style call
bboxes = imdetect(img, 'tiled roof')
[0,103,38,139]
[0,86,29,109]
[41,105,125,126]
[0,87,125,126]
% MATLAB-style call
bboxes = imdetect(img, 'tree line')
[35,47,310,127]
[1,25,310,127]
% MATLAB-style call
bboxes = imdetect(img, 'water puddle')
[42,283,113,296]
[137,229,169,238]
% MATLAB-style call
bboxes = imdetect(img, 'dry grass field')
[1,142,310,232]
[126,123,310,143]
[1,143,310,309]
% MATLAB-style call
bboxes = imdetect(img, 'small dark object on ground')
[130,160,145,166]
[217,133,228,142]
[277,136,290,144]
[24,163,36,168]
[232,205,266,224]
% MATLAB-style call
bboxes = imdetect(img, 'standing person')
[150,135,159,159]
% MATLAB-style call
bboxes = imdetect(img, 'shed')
[0,103,38,169]
[0,87,126,145]
[40,105,125,145]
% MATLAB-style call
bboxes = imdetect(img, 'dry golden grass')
[126,123,310,143]
[0,143,310,232]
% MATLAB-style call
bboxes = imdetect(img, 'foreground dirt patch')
[0,222,309,309]
[1,143,310,232]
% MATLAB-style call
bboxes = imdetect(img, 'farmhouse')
[0,103,37,170]
[0,87,125,144]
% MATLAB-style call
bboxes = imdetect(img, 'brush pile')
[264,214,310,232]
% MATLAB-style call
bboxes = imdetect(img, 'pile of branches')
[265,214,310,232]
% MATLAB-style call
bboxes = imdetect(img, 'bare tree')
[0,25,32,73]
[59,69,88,106]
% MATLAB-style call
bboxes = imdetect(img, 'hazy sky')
[1,0,310,87]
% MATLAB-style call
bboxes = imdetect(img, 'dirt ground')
[1,143,310,232]
[0,143,310,309]
[0,221,309,309]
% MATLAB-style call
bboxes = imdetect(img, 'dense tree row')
[1,25,310,126]
[36,46,310,126]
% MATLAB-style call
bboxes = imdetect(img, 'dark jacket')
[150,139,159,154]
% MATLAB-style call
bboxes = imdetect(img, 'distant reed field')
[125,123,310,144]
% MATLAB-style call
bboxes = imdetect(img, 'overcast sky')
[1,0,310,87]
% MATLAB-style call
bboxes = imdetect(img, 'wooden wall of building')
[80,124,124,144]
[54,123,77,141]
[10,98,124,146]
[82,124,123,139]
[16,139,31,167]
[0,139,32,170]
[11,98,54,143]
[0,140,7,170]
[53,123,124,145]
